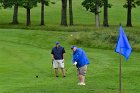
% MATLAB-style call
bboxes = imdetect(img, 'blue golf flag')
[115,25,132,61]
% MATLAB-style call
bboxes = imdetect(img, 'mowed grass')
[0,0,140,28]
[0,29,140,93]
[0,0,140,93]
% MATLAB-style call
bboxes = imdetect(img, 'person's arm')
[51,49,55,60]
[63,53,65,60]
[52,54,54,60]
[72,50,82,66]
[72,53,78,66]
[73,52,80,62]
[62,47,65,60]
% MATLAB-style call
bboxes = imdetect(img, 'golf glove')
[73,62,77,65]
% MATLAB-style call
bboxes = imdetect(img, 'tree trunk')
[103,0,109,27]
[12,3,19,24]
[26,8,31,26]
[41,0,45,25]
[69,0,73,25]
[95,1,100,27]
[126,0,132,27]
[95,14,100,27]
[61,0,67,26]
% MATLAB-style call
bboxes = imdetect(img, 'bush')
[68,31,140,51]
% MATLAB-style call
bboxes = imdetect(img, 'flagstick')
[119,49,122,93]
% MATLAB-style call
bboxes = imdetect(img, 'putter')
[66,67,71,72]
[65,66,74,74]
[51,59,54,76]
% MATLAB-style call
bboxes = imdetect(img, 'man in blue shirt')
[71,45,90,85]
[51,42,65,77]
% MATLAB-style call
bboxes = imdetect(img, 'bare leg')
[78,75,85,83]
[77,69,85,85]
[55,68,58,77]
[61,68,65,77]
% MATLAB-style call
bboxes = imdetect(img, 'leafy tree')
[38,0,49,25]
[61,0,67,26]
[0,0,2,8]
[82,0,103,27]
[123,0,140,27]
[12,2,19,24]
[40,0,45,25]
[69,0,73,25]
[2,0,24,24]
[103,0,112,27]
[22,0,38,26]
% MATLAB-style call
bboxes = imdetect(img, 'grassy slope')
[0,29,140,93]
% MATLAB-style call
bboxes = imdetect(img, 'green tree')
[123,0,140,27]
[0,0,3,8]
[2,0,24,24]
[38,0,49,25]
[103,0,108,27]
[69,0,73,25]
[41,0,45,25]
[103,0,112,27]
[82,0,103,27]
[22,0,38,26]
[61,0,67,26]
[12,2,19,24]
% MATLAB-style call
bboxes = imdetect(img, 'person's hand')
[62,59,64,63]
[73,62,77,66]
[52,57,54,60]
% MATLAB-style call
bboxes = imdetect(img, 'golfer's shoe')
[77,82,85,86]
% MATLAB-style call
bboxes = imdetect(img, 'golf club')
[50,59,54,76]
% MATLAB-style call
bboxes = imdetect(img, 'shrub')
[68,31,140,51]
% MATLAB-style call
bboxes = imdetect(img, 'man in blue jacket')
[71,45,90,85]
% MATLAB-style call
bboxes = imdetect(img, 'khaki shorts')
[53,59,64,68]
[77,65,87,76]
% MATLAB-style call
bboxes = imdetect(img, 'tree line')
[0,0,48,26]
[82,0,140,27]
[0,0,140,27]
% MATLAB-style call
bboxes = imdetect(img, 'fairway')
[0,29,140,93]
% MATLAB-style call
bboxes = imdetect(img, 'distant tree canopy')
[82,0,103,27]
[2,0,24,8]
[0,0,140,27]
[82,0,103,14]
[2,0,25,24]
[22,0,38,26]
[123,0,140,27]
[82,0,112,27]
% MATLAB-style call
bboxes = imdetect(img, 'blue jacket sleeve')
[72,50,80,63]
